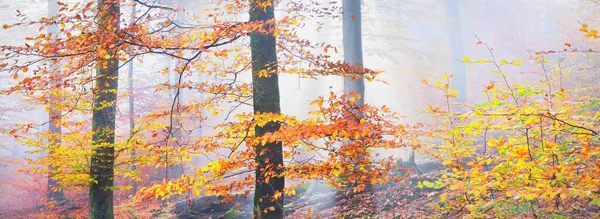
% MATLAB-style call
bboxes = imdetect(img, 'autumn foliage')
[0,0,599,218]
[421,35,600,218]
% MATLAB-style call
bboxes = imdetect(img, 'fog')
[0,0,598,216]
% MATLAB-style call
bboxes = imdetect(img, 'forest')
[0,0,599,218]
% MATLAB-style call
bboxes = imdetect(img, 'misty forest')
[0,0,599,218]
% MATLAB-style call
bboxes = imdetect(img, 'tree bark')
[343,0,365,106]
[46,0,65,204]
[250,1,284,218]
[89,0,119,218]
[127,1,137,195]
[343,0,370,187]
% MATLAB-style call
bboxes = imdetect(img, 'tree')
[420,27,600,217]
[89,0,120,218]
[342,0,370,191]
[249,1,284,218]
[445,0,466,102]
[1,1,410,217]
[343,0,365,108]
[127,1,137,194]
[165,0,186,180]
[46,0,66,204]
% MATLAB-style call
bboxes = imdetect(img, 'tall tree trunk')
[166,0,185,179]
[343,0,365,109]
[342,0,367,184]
[127,2,137,194]
[250,1,284,218]
[161,56,174,181]
[445,0,466,102]
[46,0,65,204]
[89,0,119,218]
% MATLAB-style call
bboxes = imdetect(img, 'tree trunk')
[343,0,365,105]
[89,1,119,218]
[166,0,186,180]
[127,2,137,194]
[46,0,65,204]
[445,0,466,103]
[343,0,370,191]
[250,1,284,218]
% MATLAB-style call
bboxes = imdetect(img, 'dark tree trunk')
[249,1,284,218]
[89,1,119,218]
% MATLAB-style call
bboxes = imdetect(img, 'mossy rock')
[294,182,310,194]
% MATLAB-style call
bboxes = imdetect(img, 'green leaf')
[423,180,434,188]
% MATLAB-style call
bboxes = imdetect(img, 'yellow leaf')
[287,188,296,196]
[449,90,458,97]
[257,69,269,77]
[440,193,447,202]
[331,130,338,139]
[512,60,523,67]
[225,3,233,11]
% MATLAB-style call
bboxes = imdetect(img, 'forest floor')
[0,160,445,219]
[167,161,445,219]
[283,173,441,219]
[3,158,597,219]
